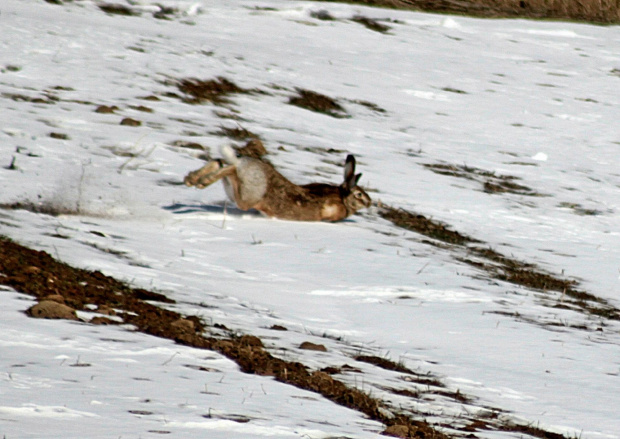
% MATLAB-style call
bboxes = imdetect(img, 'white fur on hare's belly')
[321,204,343,220]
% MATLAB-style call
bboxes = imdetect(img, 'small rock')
[27,300,78,320]
[49,132,69,140]
[299,341,327,352]
[95,105,119,114]
[129,105,153,113]
[120,117,142,127]
[269,324,288,331]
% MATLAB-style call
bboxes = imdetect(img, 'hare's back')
[302,183,341,198]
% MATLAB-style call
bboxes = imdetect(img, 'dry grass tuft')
[318,0,620,23]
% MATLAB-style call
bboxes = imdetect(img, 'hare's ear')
[343,155,357,190]
[354,173,362,186]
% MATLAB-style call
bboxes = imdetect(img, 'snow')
[1,0,619,438]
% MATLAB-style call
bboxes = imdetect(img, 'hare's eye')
[354,191,363,199]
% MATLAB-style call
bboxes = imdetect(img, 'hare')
[184,145,371,221]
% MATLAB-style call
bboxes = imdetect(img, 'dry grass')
[318,0,620,23]
[474,0,620,22]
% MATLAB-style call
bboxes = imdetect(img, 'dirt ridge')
[0,235,574,439]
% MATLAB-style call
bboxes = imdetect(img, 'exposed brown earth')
[0,236,447,439]
[423,163,543,196]
[171,77,252,105]
[0,234,578,439]
[289,88,349,118]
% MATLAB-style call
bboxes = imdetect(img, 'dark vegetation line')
[0,235,572,439]
[315,0,620,24]
[377,204,620,322]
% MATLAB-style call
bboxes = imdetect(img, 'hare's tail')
[220,144,240,166]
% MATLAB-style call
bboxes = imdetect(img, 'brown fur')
[184,149,371,222]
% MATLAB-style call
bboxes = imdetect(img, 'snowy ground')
[1,0,619,438]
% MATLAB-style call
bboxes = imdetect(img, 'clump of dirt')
[173,77,249,105]
[351,15,391,33]
[300,341,328,352]
[129,105,153,113]
[423,163,542,196]
[120,117,142,127]
[95,105,119,114]
[49,132,70,140]
[289,88,348,118]
[98,3,139,16]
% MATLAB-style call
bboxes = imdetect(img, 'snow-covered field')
[1,1,619,438]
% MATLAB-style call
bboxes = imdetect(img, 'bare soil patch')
[0,236,445,439]
[379,204,478,246]
[212,124,261,141]
[423,163,543,196]
[0,235,579,439]
[289,88,348,118]
[169,77,252,105]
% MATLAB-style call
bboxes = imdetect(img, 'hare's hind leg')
[184,160,221,188]
[222,170,256,211]
[184,160,236,189]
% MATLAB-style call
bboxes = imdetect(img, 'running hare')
[184,145,371,221]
